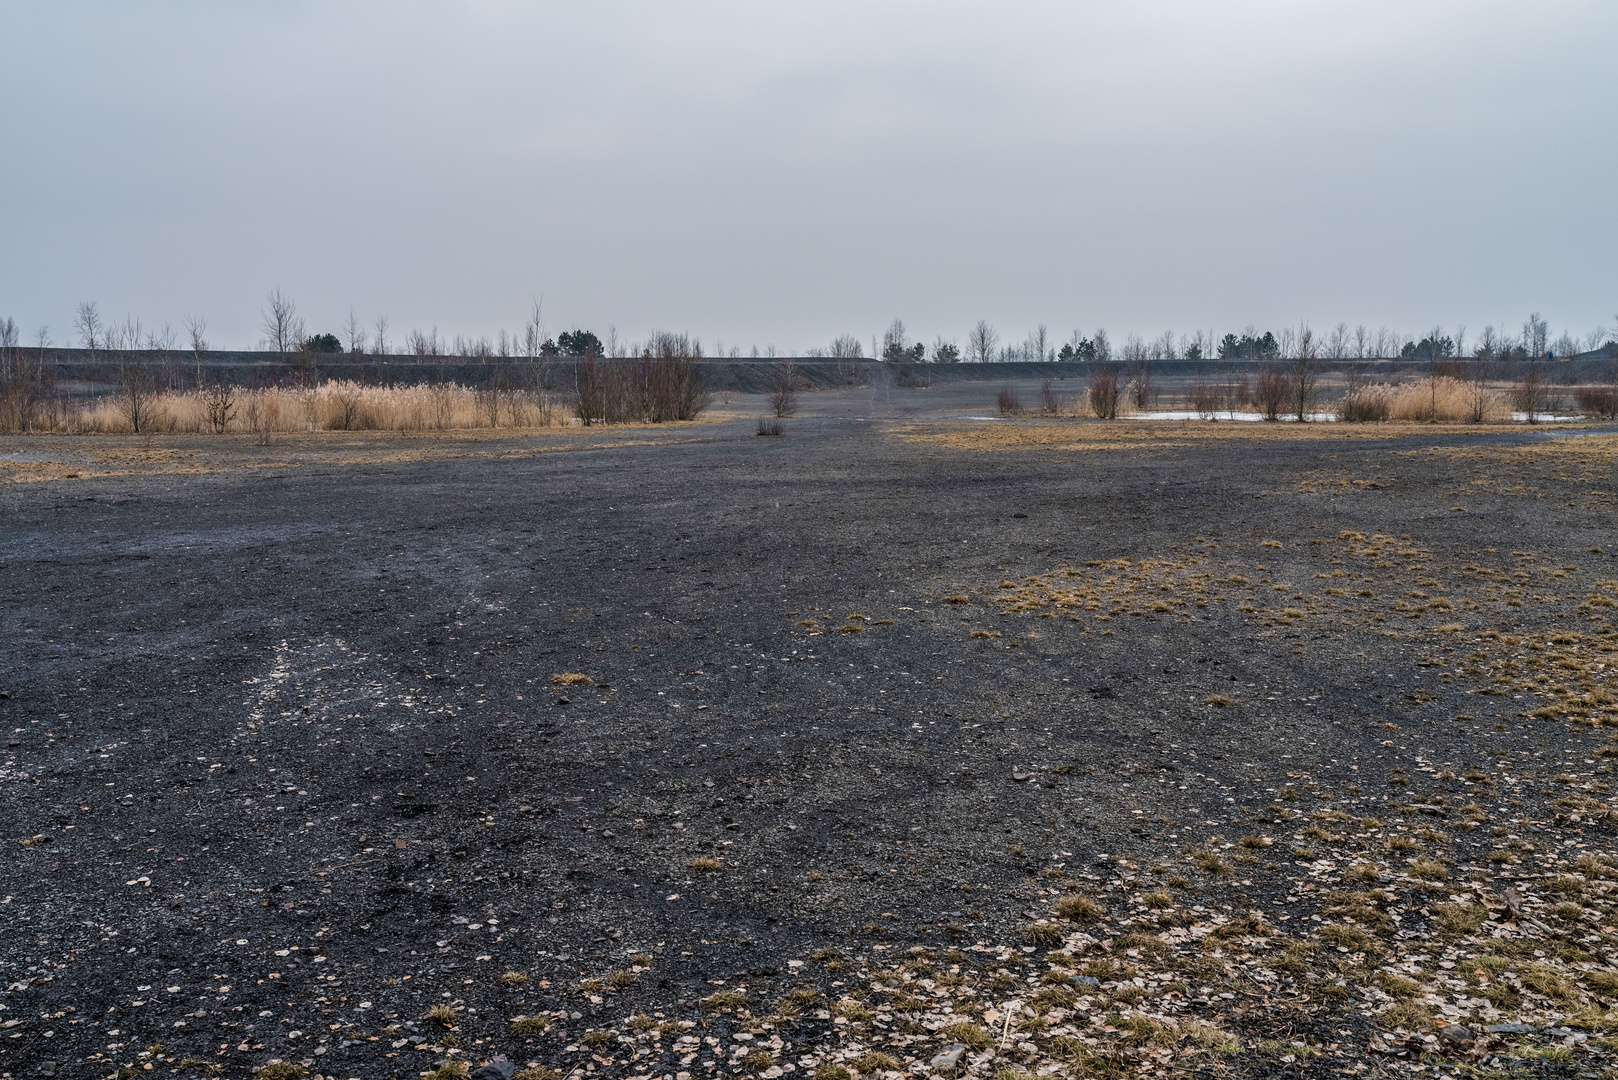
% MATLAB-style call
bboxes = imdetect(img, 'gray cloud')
[2,0,1614,351]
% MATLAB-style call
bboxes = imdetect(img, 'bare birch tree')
[262,290,302,358]
[967,320,999,363]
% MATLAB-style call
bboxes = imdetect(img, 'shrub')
[756,417,784,436]
[996,386,1022,415]
[767,361,801,419]
[1088,368,1120,419]
[1337,385,1391,422]
[1254,367,1288,421]
[1575,386,1618,418]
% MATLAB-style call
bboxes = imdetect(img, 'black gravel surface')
[3,392,1616,1078]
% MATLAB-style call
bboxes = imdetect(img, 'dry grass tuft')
[551,672,593,686]
[1053,894,1102,922]
[508,1015,552,1036]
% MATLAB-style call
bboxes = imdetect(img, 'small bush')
[756,417,784,436]
[1088,368,1120,419]
[996,386,1023,415]
[1575,386,1618,418]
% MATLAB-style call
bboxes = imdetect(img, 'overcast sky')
[2,1,1615,353]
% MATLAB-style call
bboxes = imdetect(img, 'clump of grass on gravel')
[254,1066,307,1080]
[426,1004,458,1027]
[852,1052,901,1074]
[551,672,592,686]
[1053,893,1101,922]
[701,989,747,1012]
[1022,922,1064,946]
[688,856,721,872]
[509,1015,552,1036]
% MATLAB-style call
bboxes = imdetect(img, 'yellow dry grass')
[1340,376,1509,422]
[951,530,1618,727]
[0,424,710,484]
[69,380,562,434]
[889,418,1557,455]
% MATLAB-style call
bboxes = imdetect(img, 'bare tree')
[343,307,367,355]
[1291,325,1319,421]
[182,314,208,388]
[828,334,862,359]
[1426,323,1445,422]
[881,319,909,362]
[967,320,999,363]
[262,290,303,358]
[1031,324,1051,362]
[1524,312,1549,358]
[1092,328,1111,364]
[769,360,799,418]
[1354,324,1368,359]
[1327,322,1349,360]
[373,314,390,356]
[1463,355,1492,423]
[523,299,545,358]
[203,381,235,433]
[74,301,103,351]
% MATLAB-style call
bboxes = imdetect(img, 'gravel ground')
[4,384,1618,1080]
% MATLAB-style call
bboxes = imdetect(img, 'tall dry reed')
[61,380,565,435]
[1336,376,1505,423]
